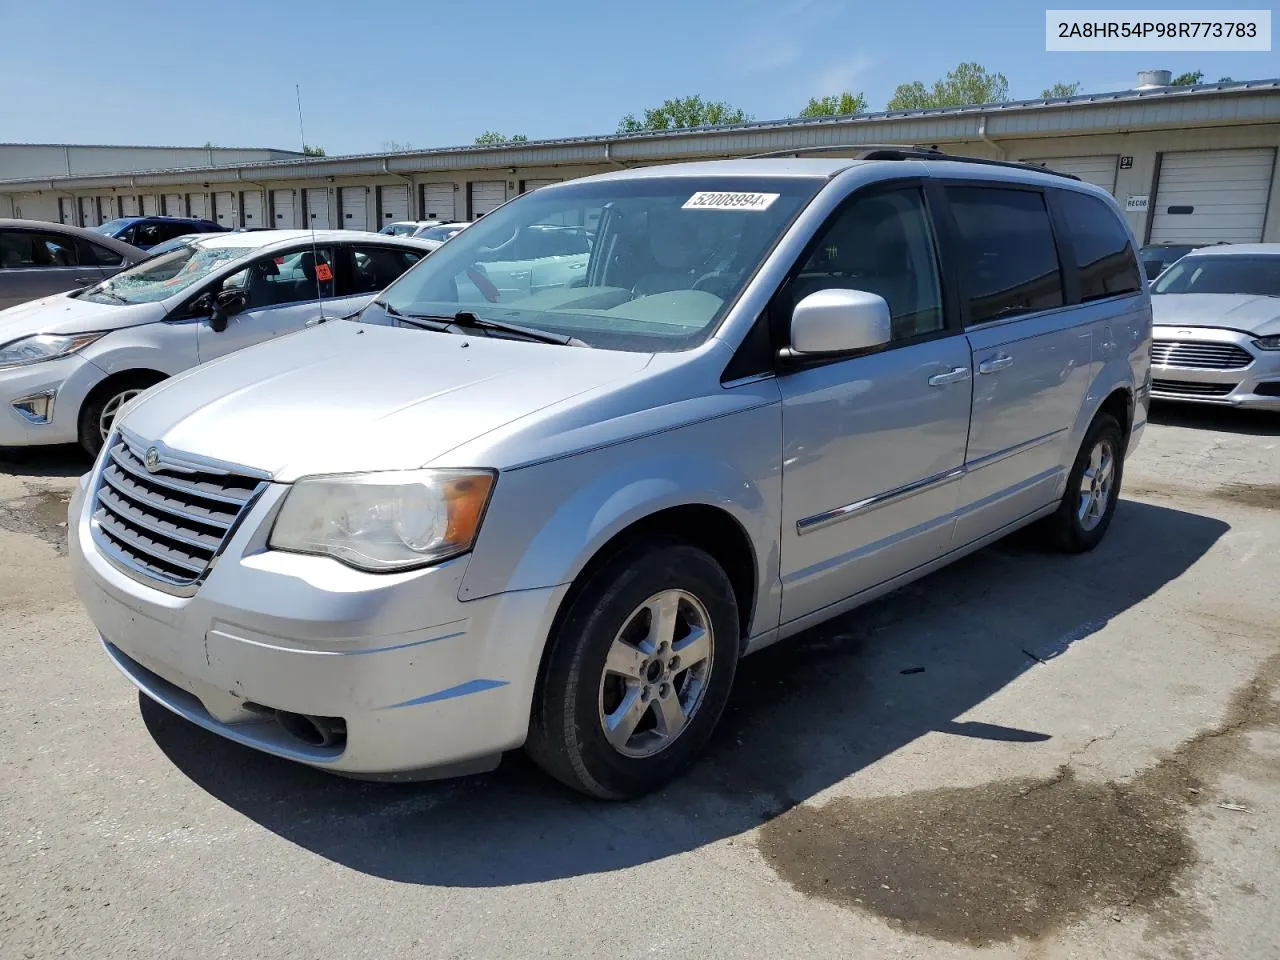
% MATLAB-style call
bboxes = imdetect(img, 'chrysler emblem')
[144,447,161,473]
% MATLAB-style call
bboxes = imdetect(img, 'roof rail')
[742,142,1083,180]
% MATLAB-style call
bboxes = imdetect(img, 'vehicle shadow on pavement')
[143,498,1228,886]
[1148,403,1280,437]
[0,444,89,479]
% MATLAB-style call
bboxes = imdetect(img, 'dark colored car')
[93,216,228,251]
[0,218,144,310]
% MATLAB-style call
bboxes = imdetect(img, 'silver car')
[0,219,143,310]
[1148,244,1280,408]
[69,156,1152,798]
[0,230,436,456]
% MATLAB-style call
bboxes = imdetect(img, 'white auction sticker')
[683,192,780,211]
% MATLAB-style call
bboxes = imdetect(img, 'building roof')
[0,142,301,152]
[2,78,1276,192]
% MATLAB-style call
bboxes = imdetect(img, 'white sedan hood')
[119,321,654,480]
[0,292,163,341]
[1152,293,1280,337]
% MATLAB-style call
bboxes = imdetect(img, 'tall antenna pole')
[296,83,325,314]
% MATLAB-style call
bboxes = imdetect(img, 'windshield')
[83,240,260,305]
[415,223,467,241]
[93,219,133,237]
[1151,255,1280,297]
[373,177,823,351]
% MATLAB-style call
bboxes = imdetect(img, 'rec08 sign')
[1125,196,1150,212]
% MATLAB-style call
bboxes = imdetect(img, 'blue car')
[93,216,227,251]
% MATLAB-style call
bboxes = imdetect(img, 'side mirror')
[784,288,892,359]
[208,289,247,333]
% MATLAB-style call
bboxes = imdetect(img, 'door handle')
[928,366,971,387]
[978,355,1014,375]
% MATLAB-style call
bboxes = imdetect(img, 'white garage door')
[121,196,140,218]
[421,183,455,221]
[142,195,158,216]
[521,178,561,193]
[1149,148,1277,244]
[378,184,410,225]
[212,191,235,227]
[272,190,297,228]
[187,193,207,219]
[1027,156,1118,193]
[99,196,118,221]
[79,197,99,227]
[470,180,507,217]
[241,190,264,228]
[162,193,183,217]
[340,187,367,230]
[58,198,74,224]
[305,188,331,229]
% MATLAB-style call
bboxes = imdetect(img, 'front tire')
[526,539,740,799]
[77,375,162,459]
[1043,412,1124,553]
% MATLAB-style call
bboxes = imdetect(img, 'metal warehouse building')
[2,75,1277,246]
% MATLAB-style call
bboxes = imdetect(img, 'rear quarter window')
[1055,190,1143,301]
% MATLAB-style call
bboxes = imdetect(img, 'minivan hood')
[120,321,654,480]
[0,292,161,341]
[1152,293,1280,336]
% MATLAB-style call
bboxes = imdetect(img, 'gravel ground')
[1,404,1278,960]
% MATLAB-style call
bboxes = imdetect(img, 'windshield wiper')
[447,310,586,346]
[91,288,127,304]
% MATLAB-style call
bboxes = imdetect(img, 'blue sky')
[1,0,1273,155]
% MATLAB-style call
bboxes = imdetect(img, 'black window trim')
[1046,186,1145,307]
[169,243,337,320]
[936,178,1072,331]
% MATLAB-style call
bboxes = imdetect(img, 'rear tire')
[1042,412,1124,553]
[77,374,164,459]
[526,538,740,799]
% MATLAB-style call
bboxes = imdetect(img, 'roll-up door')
[121,196,140,218]
[187,193,207,219]
[1026,156,1118,193]
[421,183,455,221]
[378,184,410,225]
[162,193,183,216]
[99,196,119,221]
[339,187,368,230]
[142,195,158,216]
[59,198,75,224]
[520,178,561,193]
[241,190,264,228]
[305,188,331,229]
[212,191,235,227]
[79,197,99,227]
[1148,148,1277,244]
[469,180,507,217]
[272,189,297,228]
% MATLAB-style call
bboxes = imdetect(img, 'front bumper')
[1149,326,1280,410]
[0,354,106,446]
[69,473,568,778]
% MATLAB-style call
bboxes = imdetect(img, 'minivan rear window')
[1055,190,1142,301]
[947,186,1065,324]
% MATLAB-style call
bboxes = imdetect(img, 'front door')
[778,184,973,625]
[197,246,337,362]
[942,184,1093,544]
[0,229,88,309]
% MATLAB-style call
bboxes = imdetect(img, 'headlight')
[269,469,495,572]
[1252,335,1280,351]
[0,332,105,370]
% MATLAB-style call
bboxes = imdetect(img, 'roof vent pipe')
[1136,69,1172,89]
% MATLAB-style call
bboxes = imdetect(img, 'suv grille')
[91,438,265,588]
[1151,378,1236,398]
[1151,340,1253,369]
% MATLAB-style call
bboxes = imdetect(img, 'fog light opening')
[12,391,55,424]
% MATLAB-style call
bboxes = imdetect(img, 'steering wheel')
[692,271,734,295]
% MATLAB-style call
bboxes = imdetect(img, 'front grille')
[1150,340,1253,369]
[1151,378,1237,398]
[91,438,265,588]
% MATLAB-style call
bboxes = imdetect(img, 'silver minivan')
[69,153,1152,798]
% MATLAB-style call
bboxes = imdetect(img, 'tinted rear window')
[1055,190,1142,301]
[947,186,1064,324]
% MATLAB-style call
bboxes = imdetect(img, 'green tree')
[887,61,1010,110]
[798,91,868,117]
[302,144,326,156]
[1041,81,1081,98]
[1218,76,1233,82]
[617,95,751,133]
[474,131,528,144]
[1172,70,1204,85]
[202,140,217,149]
